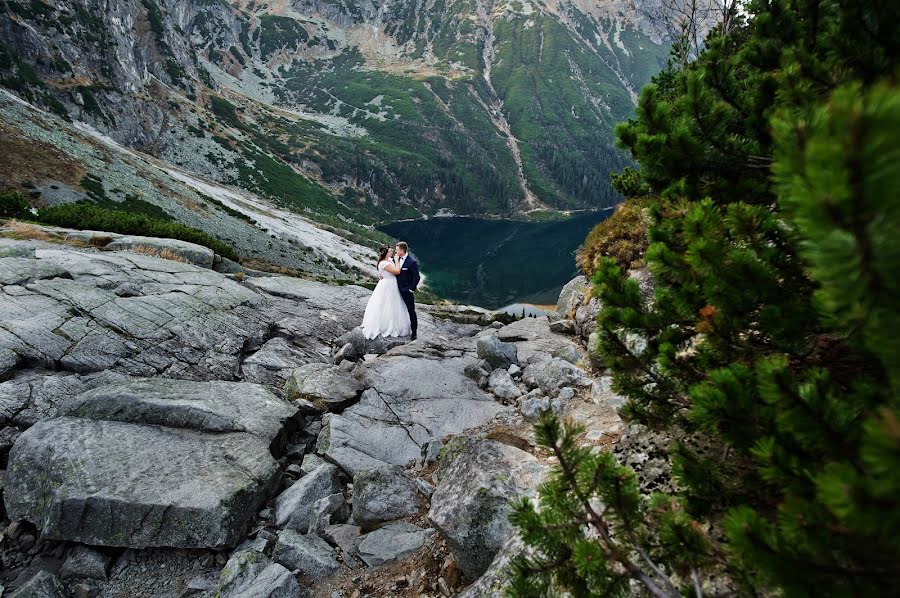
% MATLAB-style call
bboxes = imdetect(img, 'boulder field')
[0,235,628,597]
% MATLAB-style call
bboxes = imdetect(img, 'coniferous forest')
[511,0,899,595]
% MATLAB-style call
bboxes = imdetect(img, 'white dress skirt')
[361,260,412,340]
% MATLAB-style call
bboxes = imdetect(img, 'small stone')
[352,466,421,531]
[507,364,522,377]
[487,369,522,401]
[355,522,435,568]
[422,440,443,464]
[476,336,519,369]
[285,464,303,477]
[275,463,344,531]
[259,508,272,520]
[308,493,350,535]
[286,443,307,460]
[519,396,550,419]
[301,453,325,475]
[273,530,341,580]
[416,478,435,497]
[61,546,111,580]
[19,533,36,550]
[557,387,576,402]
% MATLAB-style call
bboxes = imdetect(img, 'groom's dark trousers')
[397,254,421,338]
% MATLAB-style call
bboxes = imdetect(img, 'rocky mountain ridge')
[0,230,634,597]
[1,0,670,227]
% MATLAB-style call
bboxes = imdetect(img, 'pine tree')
[509,0,899,594]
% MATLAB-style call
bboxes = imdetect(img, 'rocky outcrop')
[428,437,546,581]
[4,377,293,549]
[317,353,506,475]
[105,236,215,268]
[354,522,435,568]
[283,363,363,413]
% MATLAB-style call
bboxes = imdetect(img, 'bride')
[361,246,412,340]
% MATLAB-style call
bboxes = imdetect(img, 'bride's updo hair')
[376,245,390,267]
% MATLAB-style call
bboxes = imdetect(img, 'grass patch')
[577,197,650,274]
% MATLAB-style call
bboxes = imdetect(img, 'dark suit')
[396,254,420,337]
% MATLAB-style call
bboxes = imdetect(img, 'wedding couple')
[361,241,420,341]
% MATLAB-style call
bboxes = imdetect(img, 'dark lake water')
[379,211,611,310]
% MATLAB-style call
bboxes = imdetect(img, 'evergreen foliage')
[0,191,30,218]
[510,0,899,594]
[36,203,240,262]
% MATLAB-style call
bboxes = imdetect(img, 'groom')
[395,241,420,340]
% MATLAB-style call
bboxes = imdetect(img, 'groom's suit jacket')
[397,254,421,293]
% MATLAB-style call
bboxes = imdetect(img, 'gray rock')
[522,358,591,396]
[507,364,521,377]
[557,387,576,402]
[556,276,588,316]
[4,417,280,548]
[332,328,408,361]
[457,536,526,598]
[487,368,521,400]
[60,546,111,580]
[318,357,505,476]
[463,362,489,386]
[284,363,363,413]
[355,522,435,568]
[428,437,546,581]
[476,335,519,369]
[8,570,66,598]
[495,317,585,365]
[322,524,362,567]
[273,530,340,580]
[519,395,550,419]
[548,319,576,335]
[106,236,215,268]
[300,453,326,475]
[60,378,298,452]
[275,464,344,532]
[0,239,37,258]
[574,298,603,342]
[590,376,626,409]
[308,493,350,535]
[217,547,303,598]
[422,440,443,464]
[351,466,421,531]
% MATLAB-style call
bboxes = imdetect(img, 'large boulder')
[4,378,297,548]
[556,275,588,316]
[457,536,526,598]
[522,358,592,396]
[354,522,435,568]
[317,356,506,475]
[351,465,421,531]
[284,363,363,413]
[60,378,299,452]
[428,437,546,581]
[105,235,215,268]
[4,417,281,548]
[274,463,344,532]
[476,335,519,369]
[494,317,585,365]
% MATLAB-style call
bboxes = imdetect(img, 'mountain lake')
[379,210,612,311]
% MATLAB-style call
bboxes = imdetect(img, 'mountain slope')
[0,0,669,226]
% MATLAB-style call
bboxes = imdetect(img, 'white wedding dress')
[361,260,412,340]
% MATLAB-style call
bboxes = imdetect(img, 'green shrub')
[36,203,240,261]
[0,191,31,218]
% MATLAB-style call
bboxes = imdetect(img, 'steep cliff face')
[0,0,669,220]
